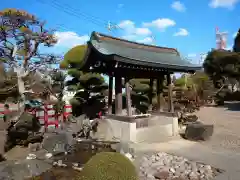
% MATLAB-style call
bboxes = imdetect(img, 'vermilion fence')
[0,103,72,129]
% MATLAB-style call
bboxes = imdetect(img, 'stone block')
[185,123,214,141]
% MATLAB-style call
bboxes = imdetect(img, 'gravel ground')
[196,102,240,152]
[138,152,222,180]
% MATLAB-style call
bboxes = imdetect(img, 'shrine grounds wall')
[105,114,178,143]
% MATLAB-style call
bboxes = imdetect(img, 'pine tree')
[60,45,108,119]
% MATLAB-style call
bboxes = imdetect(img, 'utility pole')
[107,21,118,34]
[199,53,206,65]
[151,35,156,45]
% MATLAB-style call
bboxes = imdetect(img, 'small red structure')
[42,104,59,131]
[36,104,72,131]
[63,104,72,121]
[0,102,72,131]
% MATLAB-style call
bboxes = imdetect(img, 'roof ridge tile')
[92,31,179,55]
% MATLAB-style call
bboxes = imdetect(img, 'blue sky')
[1,0,239,65]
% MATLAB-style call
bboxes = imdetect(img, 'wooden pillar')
[115,75,122,115]
[108,76,113,114]
[167,74,174,112]
[157,77,164,112]
[125,78,132,116]
[148,78,154,112]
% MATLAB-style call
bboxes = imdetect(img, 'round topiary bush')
[76,152,138,180]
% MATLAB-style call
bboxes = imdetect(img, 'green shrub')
[76,152,138,180]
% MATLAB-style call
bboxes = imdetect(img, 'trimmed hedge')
[76,152,138,180]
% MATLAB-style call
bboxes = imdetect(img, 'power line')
[35,0,104,27]
[35,0,122,35]
[52,0,108,25]
[35,0,155,44]
[51,0,124,32]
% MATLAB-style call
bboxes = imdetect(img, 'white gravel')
[138,152,222,180]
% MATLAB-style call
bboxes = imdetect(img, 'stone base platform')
[94,112,178,143]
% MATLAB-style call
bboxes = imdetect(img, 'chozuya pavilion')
[80,31,202,142]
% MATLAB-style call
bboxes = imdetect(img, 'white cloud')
[171,1,186,12]
[173,28,189,36]
[143,18,176,31]
[187,53,197,57]
[118,20,135,29]
[137,37,153,44]
[54,31,89,48]
[118,20,155,45]
[186,53,199,64]
[135,28,152,35]
[118,20,152,36]
[121,34,137,41]
[233,32,238,38]
[209,0,239,8]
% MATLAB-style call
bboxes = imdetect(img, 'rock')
[28,143,41,152]
[205,174,213,179]
[53,160,67,167]
[72,166,83,172]
[150,155,156,162]
[179,165,186,172]
[154,170,170,179]
[124,153,134,161]
[139,152,220,180]
[0,159,52,179]
[157,152,167,157]
[185,123,214,141]
[199,167,205,175]
[0,154,5,162]
[170,167,176,173]
[189,171,199,180]
[42,133,71,153]
[151,161,164,168]
[28,143,35,152]
[145,168,156,176]
[204,165,212,171]
[142,156,148,162]
[141,160,151,168]
[190,162,198,172]
[179,174,188,180]
[26,154,37,160]
[25,133,44,145]
[45,153,53,159]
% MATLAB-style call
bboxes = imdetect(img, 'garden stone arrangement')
[138,152,222,180]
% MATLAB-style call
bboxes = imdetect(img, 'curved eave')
[113,55,202,73]
[81,40,202,73]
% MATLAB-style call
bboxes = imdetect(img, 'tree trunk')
[15,67,26,111]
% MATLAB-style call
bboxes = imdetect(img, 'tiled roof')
[87,32,202,72]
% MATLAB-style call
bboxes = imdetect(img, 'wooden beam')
[167,74,174,112]
[115,75,122,115]
[156,77,164,112]
[108,76,113,114]
[125,78,132,116]
[148,78,154,112]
